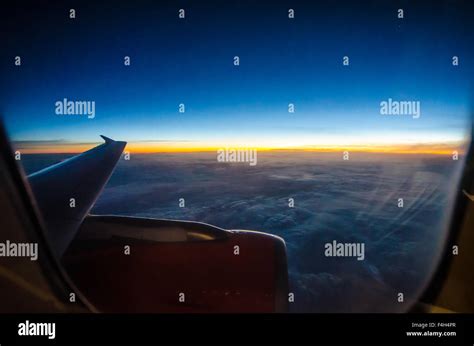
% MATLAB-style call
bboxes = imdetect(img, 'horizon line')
[11,143,467,156]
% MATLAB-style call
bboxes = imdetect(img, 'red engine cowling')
[63,215,289,313]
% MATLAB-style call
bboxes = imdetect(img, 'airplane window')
[1,0,472,313]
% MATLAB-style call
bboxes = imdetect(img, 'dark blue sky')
[1,0,472,151]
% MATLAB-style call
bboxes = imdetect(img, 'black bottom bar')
[0,313,473,345]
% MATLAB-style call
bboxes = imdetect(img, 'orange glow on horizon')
[13,140,467,156]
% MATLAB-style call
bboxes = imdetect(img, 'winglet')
[28,135,127,256]
[100,135,114,143]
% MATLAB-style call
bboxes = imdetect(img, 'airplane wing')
[28,136,126,257]
[25,135,289,312]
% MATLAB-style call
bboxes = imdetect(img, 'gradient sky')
[1,0,473,153]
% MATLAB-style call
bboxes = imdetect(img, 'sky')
[0,0,473,153]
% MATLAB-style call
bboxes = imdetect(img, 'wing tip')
[100,135,114,143]
[100,135,127,147]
